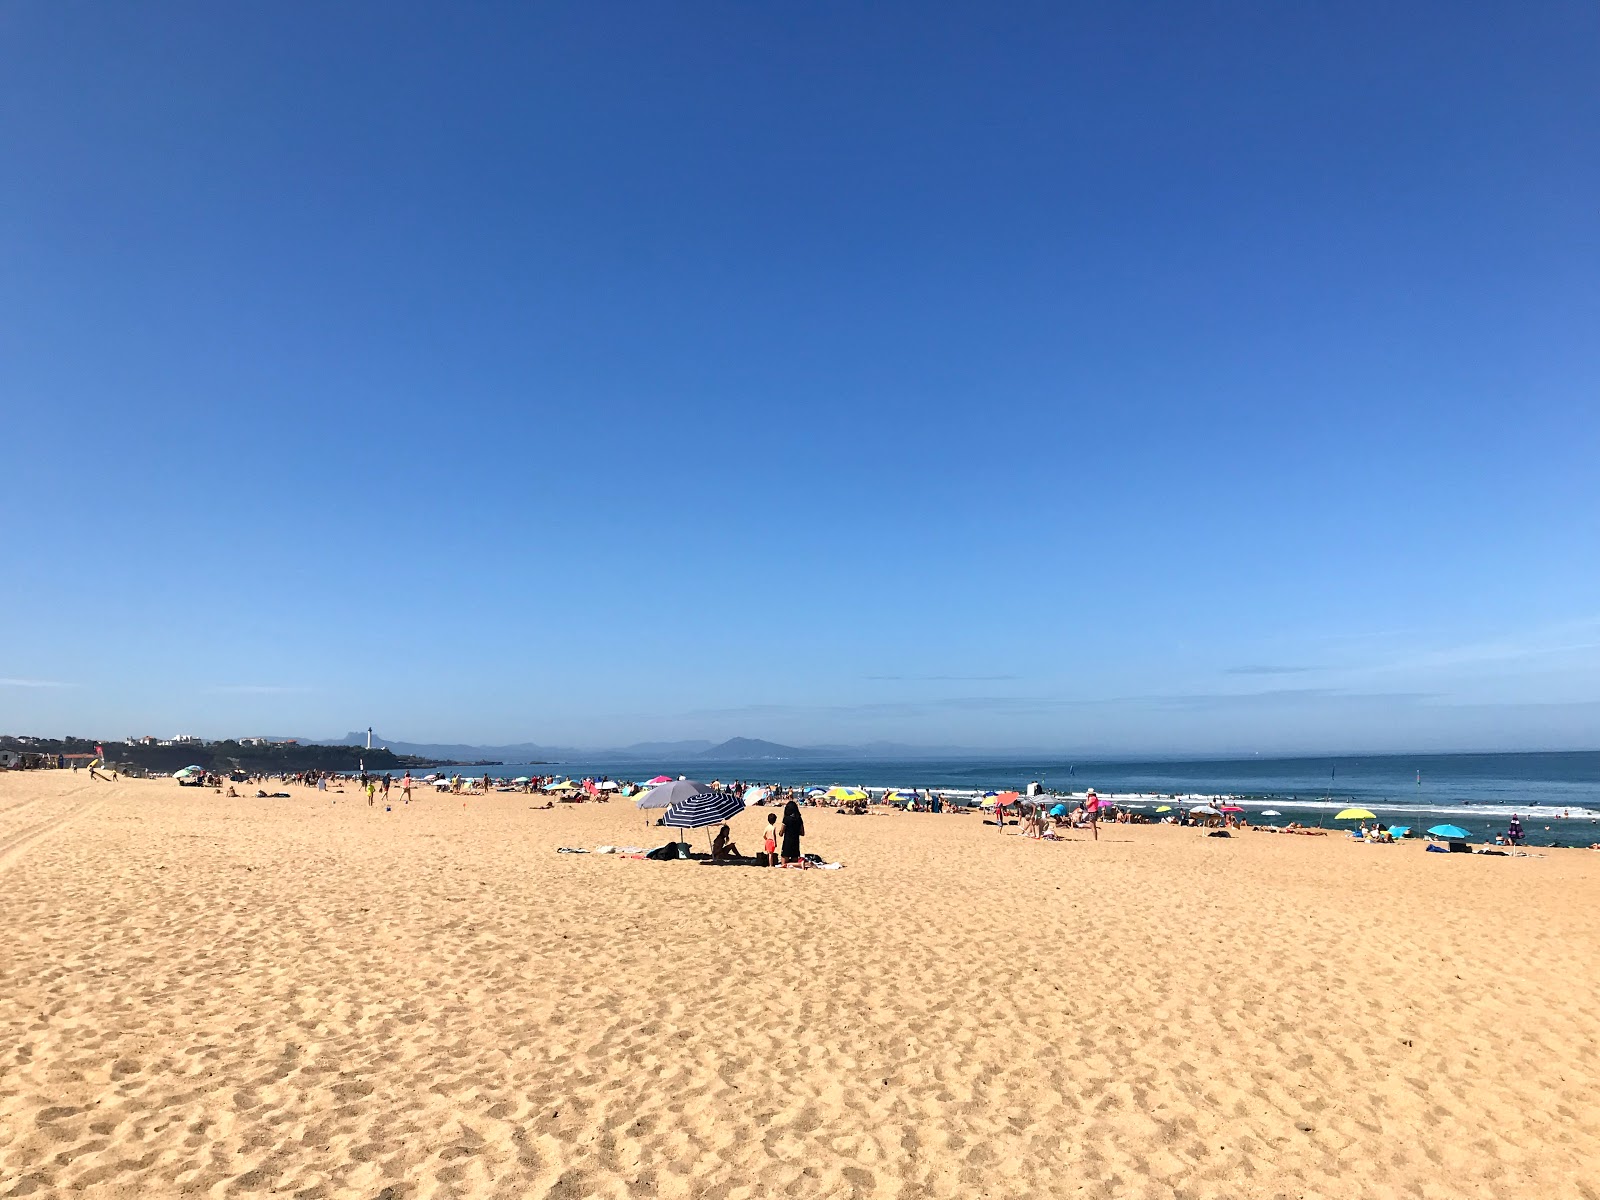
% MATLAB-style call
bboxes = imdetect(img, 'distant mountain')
[697,737,820,760]
[314,732,572,761]
[310,732,929,762]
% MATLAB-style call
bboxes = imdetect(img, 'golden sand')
[2,772,1597,1199]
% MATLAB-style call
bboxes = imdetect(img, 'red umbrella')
[1219,805,1244,813]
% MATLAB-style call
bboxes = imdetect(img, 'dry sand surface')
[2,773,1598,1200]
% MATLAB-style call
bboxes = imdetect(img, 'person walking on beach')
[400,773,412,803]
[778,799,805,865]
[381,774,392,803]
[1085,788,1101,841]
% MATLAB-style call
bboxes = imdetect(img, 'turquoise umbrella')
[1428,824,1470,840]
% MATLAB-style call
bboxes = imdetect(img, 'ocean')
[410,750,1600,848]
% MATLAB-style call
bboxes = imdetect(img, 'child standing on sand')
[764,813,778,866]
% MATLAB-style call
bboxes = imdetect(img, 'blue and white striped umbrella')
[664,788,747,830]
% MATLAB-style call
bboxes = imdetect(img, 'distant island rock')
[697,737,819,760]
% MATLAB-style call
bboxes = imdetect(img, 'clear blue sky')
[3,2,1597,753]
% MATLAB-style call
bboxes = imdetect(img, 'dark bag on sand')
[1207,830,1232,838]
[645,842,679,861]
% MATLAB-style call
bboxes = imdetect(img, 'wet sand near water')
[2,773,1597,1198]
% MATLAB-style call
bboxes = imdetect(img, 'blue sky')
[2,2,1597,753]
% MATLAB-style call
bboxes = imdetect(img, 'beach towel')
[556,847,589,854]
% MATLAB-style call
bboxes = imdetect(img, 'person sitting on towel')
[711,824,741,861]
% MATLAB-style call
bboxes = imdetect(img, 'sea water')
[413,750,1600,848]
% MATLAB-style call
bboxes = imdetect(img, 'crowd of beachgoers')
[132,764,1597,852]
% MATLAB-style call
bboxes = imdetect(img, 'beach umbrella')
[1389,826,1411,837]
[1427,824,1471,840]
[825,786,867,801]
[744,785,770,803]
[646,775,673,784]
[596,781,620,790]
[638,779,711,809]
[1219,806,1244,813]
[511,776,531,784]
[547,780,576,791]
[1189,805,1221,816]
[432,778,451,790]
[664,788,746,830]
[995,791,1020,805]
[1155,805,1173,813]
[1259,809,1282,816]
[1336,807,1377,820]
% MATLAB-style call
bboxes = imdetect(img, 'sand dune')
[1,772,1596,1198]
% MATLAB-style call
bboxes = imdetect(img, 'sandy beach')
[2,772,1597,1199]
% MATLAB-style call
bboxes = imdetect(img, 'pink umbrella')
[1219,805,1244,813]
[647,774,673,784]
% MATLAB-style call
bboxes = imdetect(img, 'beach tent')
[1336,808,1377,820]
[638,779,711,809]
[1048,803,1069,817]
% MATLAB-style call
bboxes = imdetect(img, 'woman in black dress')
[779,799,805,865]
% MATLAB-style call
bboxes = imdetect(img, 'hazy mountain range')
[308,733,973,762]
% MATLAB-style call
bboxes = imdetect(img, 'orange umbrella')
[995,791,1021,805]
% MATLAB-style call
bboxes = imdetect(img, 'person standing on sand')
[401,773,412,803]
[366,778,377,807]
[1085,788,1100,841]
[764,813,778,866]
[779,800,805,865]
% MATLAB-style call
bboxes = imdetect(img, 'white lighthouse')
[366,727,373,750]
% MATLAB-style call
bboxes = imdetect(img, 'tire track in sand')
[0,792,46,820]
[0,794,102,878]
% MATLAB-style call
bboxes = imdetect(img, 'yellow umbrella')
[1335,807,1376,820]
[1155,805,1172,813]
[547,780,577,791]
[825,786,867,801]
[884,790,918,804]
